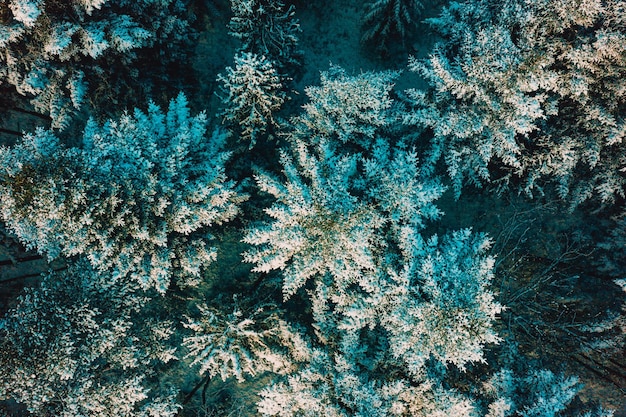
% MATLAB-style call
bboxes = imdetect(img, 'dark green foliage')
[361,0,423,51]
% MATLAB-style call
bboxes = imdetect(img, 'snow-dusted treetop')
[0,93,246,293]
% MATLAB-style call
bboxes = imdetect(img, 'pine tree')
[0,93,245,293]
[404,0,626,207]
[218,52,286,148]
[361,0,424,51]
[0,0,192,129]
[243,139,387,300]
[183,297,310,382]
[292,66,400,150]
[0,260,181,417]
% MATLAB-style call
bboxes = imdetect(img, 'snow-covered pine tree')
[291,66,400,151]
[218,52,286,148]
[404,0,626,207]
[0,93,245,293]
[391,230,502,370]
[0,0,192,129]
[243,138,385,300]
[0,260,181,417]
[183,297,310,383]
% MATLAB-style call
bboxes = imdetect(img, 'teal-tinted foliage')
[361,0,424,51]
[0,260,180,416]
[218,52,286,148]
[405,0,626,207]
[0,0,192,128]
[0,0,623,415]
[0,93,244,293]
[291,66,400,150]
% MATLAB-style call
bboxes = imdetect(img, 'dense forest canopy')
[0,0,624,416]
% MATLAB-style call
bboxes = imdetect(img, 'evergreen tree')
[291,66,400,150]
[0,93,245,293]
[183,297,310,383]
[243,138,387,300]
[218,52,286,148]
[404,0,626,207]
[0,0,192,128]
[0,260,180,417]
[361,0,424,52]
